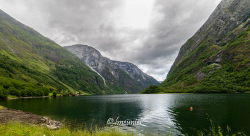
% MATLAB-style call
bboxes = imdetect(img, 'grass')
[7,95,18,100]
[195,121,246,136]
[0,121,247,136]
[0,105,6,110]
[0,122,133,136]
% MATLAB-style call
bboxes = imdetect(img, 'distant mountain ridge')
[65,44,159,93]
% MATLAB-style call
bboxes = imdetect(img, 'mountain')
[161,0,250,93]
[65,44,159,93]
[0,9,110,98]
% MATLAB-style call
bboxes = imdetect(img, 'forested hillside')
[0,9,109,98]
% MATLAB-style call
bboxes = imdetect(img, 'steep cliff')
[65,44,159,93]
[0,9,109,97]
[161,0,250,93]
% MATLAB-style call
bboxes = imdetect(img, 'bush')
[9,87,21,97]
[0,86,8,99]
[142,85,162,94]
[0,77,53,97]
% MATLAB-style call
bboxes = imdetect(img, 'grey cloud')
[0,0,221,80]
[128,0,221,80]
[38,0,123,48]
[133,0,221,62]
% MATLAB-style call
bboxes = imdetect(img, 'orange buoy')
[188,106,193,111]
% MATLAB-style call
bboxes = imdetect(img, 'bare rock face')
[65,44,159,93]
[171,0,250,71]
[162,0,250,92]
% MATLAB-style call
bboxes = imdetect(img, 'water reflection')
[0,95,144,128]
[168,104,211,135]
[1,94,250,135]
[164,94,250,135]
[135,94,181,135]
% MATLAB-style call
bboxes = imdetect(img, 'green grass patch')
[0,105,6,110]
[0,122,246,136]
[0,122,133,136]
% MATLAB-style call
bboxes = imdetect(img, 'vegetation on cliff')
[0,9,110,98]
[158,0,250,93]
[160,28,250,93]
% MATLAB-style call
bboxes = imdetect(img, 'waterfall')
[87,65,107,86]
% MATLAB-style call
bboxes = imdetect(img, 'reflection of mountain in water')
[1,94,250,135]
[0,96,144,129]
[135,94,183,135]
[168,94,250,135]
[168,105,211,135]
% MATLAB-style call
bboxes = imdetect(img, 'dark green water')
[0,94,250,135]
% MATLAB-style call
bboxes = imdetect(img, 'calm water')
[1,94,250,135]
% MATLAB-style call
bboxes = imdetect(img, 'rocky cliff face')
[161,0,250,93]
[65,44,159,93]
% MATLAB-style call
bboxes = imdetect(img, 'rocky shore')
[0,107,62,129]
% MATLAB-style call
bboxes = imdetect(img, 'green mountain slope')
[160,0,250,93]
[0,9,109,98]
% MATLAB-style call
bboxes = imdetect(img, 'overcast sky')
[0,0,221,81]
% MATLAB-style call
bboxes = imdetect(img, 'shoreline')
[0,106,62,129]
[0,106,132,136]
[7,96,51,100]
[6,92,250,100]
[6,93,90,100]
[142,92,250,94]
